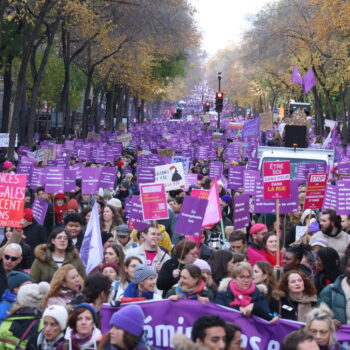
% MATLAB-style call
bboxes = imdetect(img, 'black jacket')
[157,257,184,296]
[23,222,48,251]
[215,285,273,321]
[0,263,23,297]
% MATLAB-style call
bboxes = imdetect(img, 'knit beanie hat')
[311,239,328,248]
[67,199,79,211]
[220,194,232,205]
[23,208,33,222]
[107,198,122,210]
[3,161,13,170]
[301,209,316,225]
[249,223,267,235]
[193,259,211,272]
[7,271,32,290]
[43,305,68,330]
[101,262,119,275]
[72,303,98,324]
[17,281,50,308]
[308,221,320,233]
[133,264,156,285]
[110,305,145,337]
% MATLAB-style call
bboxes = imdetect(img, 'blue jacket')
[215,285,273,320]
[0,290,16,325]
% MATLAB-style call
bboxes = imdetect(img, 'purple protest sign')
[82,167,101,194]
[64,169,77,193]
[209,161,223,179]
[227,166,244,190]
[337,163,350,175]
[337,181,350,215]
[175,196,208,236]
[70,164,82,179]
[247,158,259,171]
[44,166,64,194]
[99,166,117,189]
[30,166,46,190]
[17,163,33,177]
[243,171,260,195]
[233,194,250,229]
[254,180,276,213]
[32,198,48,225]
[322,184,338,211]
[100,300,350,350]
[280,181,299,214]
[128,195,151,231]
[137,167,156,184]
[242,117,260,138]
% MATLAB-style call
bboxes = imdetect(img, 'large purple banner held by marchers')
[100,301,350,350]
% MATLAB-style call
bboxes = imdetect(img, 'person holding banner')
[167,264,213,303]
[215,262,274,320]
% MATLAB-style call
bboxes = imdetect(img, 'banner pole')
[276,198,280,267]
[220,218,226,249]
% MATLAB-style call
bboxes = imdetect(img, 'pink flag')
[202,178,222,227]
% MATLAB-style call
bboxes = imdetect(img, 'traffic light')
[203,101,210,112]
[215,92,224,113]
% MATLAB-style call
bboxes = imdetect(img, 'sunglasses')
[4,254,19,262]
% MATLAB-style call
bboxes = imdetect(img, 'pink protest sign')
[0,173,27,228]
[140,183,169,221]
[304,173,328,209]
[263,161,291,200]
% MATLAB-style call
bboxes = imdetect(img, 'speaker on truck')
[284,125,308,148]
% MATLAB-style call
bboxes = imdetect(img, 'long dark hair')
[98,331,141,350]
[208,250,233,284]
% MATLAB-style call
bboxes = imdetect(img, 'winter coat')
[30,244,86,283]
[115,237,138,254]
[156,257,184,296]
[215,278,273,320]
[56,326,102,350]
[125,245,170,269]
[319,274,348,324]
[0,307,42,350]
[47,287,83,307]
[23,222,47,251]
[0,290,16,325]
[26,330,65,350]
[0,264,23,299]
[166,284,213,301]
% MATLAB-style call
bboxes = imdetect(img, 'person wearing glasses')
[30,227,86,283]
[215,262,274,321]
[0,243,23,297]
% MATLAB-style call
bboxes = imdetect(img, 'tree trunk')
[311,86,323,135]
[82,44,93,138]
[92,84,101,133]
[27,19,59,146]
[8,0,55,160]
[1,55,13,133]
[123,86,130,117]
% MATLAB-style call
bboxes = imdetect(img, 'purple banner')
[82,167,101,194]
[64,169,77,193]
[32,198,48,225]
[100,300,350,350]
[44,166,64,194]
[174,196,208,236]
[137,167,156,184]
[337,181,350,215]
[99,166,117,189]
[227,166,244,190]
[322,184,338,211]
[233,193,250,229]
[242,117,260,138]
[209,161,223,179]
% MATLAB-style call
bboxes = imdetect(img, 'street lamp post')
[217,72,222,130]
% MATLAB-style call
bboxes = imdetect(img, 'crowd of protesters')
[0,120,348,350]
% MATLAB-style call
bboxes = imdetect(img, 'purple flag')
[303,67,316,93]
[242,118,260,138]
[175,196,208,236]
[291,65,303,85]
[32,198,49,225]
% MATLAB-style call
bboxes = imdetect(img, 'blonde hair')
[232,262,252,278]
[304,303,336,347]
[42,264,83,308]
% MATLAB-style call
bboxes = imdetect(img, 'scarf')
[123,282,154,300]
[288,292,318,322]
[65,327,102,350]
[37,330,64,350]
[229,280,255,307]
[175,280,205,300]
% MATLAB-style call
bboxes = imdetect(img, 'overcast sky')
[191,0,276,56]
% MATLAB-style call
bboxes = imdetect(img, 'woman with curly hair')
[271,270,317,322]
[43,264,84,308]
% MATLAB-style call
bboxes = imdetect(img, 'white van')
[257,146,334,179]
